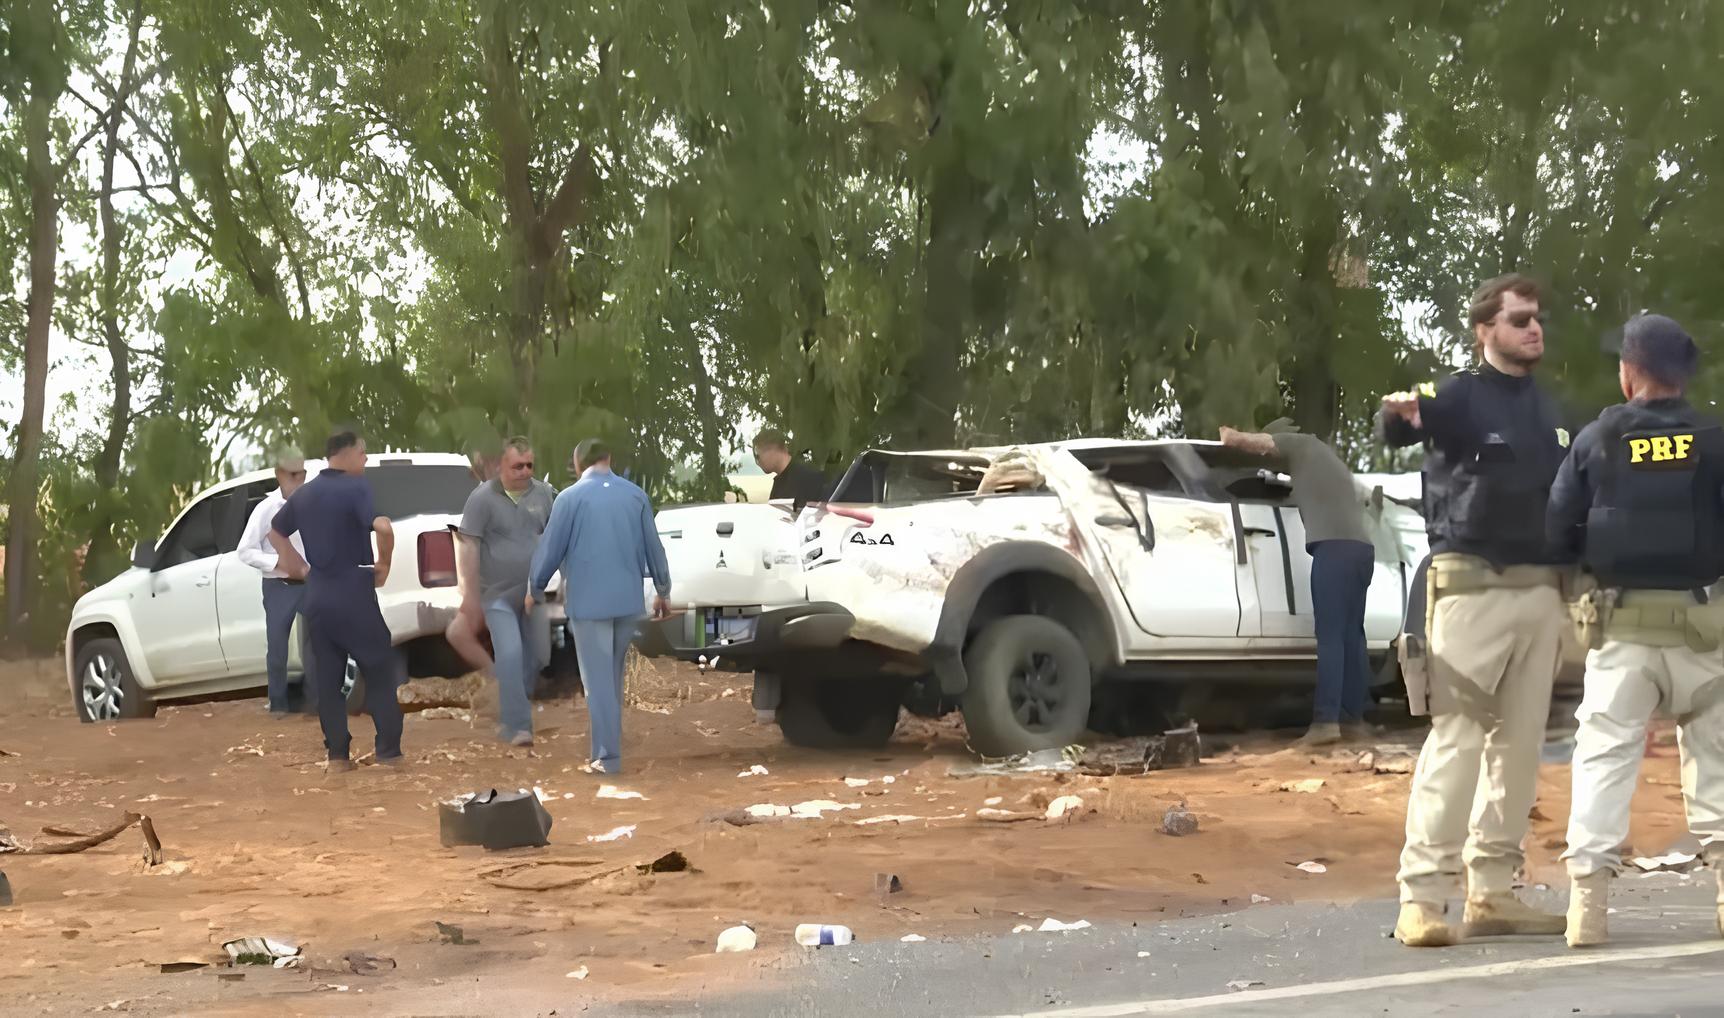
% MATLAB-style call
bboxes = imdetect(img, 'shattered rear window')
[830,452,994,504]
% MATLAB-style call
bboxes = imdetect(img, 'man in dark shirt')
[753,429,829,509]
[268,429,405,772]
[1545,314,1724,947]
[1378,273,1572,947]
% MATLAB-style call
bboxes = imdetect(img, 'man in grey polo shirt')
[457,436,557,745]
[1221,419,1376,745]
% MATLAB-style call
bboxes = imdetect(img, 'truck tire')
[344,650,405,717]
[73,637,156,722]
[777,675,903,750]
[961,615,1091,757]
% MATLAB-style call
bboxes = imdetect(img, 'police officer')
[1547,313,1724,947]
[268,429,405,771]
[1379,273,1573,946]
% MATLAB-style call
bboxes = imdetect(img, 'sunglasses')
[1502,310,1548,329]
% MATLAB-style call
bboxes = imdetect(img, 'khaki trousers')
[1396,568,1566,904]
[1563,636,1724,877]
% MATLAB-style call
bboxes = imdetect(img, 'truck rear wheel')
[960,615,1091,757]
[777,675,903,750]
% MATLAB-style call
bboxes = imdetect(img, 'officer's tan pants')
[1397,579,1566,903]
[1563,639,1724,877]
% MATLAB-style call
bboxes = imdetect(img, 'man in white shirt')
[238,450,309,716]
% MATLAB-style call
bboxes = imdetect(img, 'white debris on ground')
[737,765,769,778]
[1037,918,1092,932]
[587,825,637,843]
[1045,795,1085,820]
[597,785,646,800]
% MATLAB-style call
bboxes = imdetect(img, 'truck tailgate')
[654,502,807,607]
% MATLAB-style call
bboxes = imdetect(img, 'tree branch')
[220,89,313,320]
[537,144,595,252]
[54,61,165,184]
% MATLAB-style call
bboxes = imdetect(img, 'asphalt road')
[600,875,1724,1018]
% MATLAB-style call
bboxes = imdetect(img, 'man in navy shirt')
[268,429,405,771]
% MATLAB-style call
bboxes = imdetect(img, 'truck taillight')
[418,531,456,587]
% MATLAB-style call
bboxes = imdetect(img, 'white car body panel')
[648,439,1428,672]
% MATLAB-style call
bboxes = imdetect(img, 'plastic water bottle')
[794,924,854,947]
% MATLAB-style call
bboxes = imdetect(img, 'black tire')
[536,639,582,701]
[777,675,904,750]
[72,637,156,722]
[960,615,1091,757]
[343,650,404,717]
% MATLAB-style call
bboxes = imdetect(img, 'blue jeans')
[570,616,639,773]
[484,598,538,739]
[261,578,307,713]
[1311,539,1375,724]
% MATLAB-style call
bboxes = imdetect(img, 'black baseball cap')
[1608,313,1699,385]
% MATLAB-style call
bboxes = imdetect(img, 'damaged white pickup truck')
[635,439,1427,756]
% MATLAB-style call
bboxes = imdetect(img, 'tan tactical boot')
[1566,871,1610,948]
[1463,892,1568,937]
[1394,901,1455,947]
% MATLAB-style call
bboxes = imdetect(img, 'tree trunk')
[901,165,974,448]
[82,0,145,588]
[6,9,58,641]
[686,324,725,499]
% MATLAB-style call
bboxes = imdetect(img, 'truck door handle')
[1242,526,1276,537]
[195,575,213,588]
[1095,514,1136,528]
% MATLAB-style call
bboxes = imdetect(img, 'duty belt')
[1603,589,1724,651]
[1427,555,1560,604]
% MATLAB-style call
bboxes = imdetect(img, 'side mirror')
[131,539,157,570]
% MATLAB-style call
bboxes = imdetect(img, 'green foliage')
[6,0,1724,648]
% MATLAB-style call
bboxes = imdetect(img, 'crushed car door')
[1186,446,1316,645]
[1065,447,1243,639]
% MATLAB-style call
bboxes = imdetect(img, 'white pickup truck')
[636,439,1427,756]
[65,453,574,721]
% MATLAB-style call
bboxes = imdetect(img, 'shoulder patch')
[1556,428,1570,448]
[1417,381,1437,398]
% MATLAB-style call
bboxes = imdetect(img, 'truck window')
[1069,447,1193,497]
[1189,446,1295,504]
[155,492,231,569]
[364,463,478,520]
[828,452,994,505]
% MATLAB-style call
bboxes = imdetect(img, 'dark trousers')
[261,578,307,713]
[1311,539,1375,724]
[305,572,404,761]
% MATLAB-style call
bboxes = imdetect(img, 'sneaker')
[1296,722,1343,747]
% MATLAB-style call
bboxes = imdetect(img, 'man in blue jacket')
[527,439,671,774]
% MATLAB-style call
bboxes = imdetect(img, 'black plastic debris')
[439,789,553,850]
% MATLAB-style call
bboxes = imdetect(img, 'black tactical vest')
[1585,424,1724,589]
[1422,378,1565,565]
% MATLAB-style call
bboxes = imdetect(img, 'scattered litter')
[949,748,1075,777]
[480,850,689,892]
[983,796,1003,806]
[881,775,896,784]
[596,785,646,801]
[852,813,967,826]
[1045,795,1085,821]
[1277,778,1326,794]
[747,804,791,819]
[790,800,859,819]
[716,925,757,953]
[438,790,553,850]
[1073,725,1203,775]
[563,793,575,800]
[223,937,302,968]
[1038,918,1091,932]
[158,959,211,974]
[694,723,720,738]
[320,984,351,992]
[1012,924,1034,933]
[416,707,472,722]
[566,965,589,980]
[1631,850,1700,873]
[795,923,853,947]
[737,765,770,778]
[1251,894,1271,904]
[146,861,190,877]
[225,743,265,757]
[1161,803,1200,837]
[844,777,871,788]
[978,808,1039,822]
[1373,754,1415,775]
[874,873,904,898]
[343,952,395,975]
[901,934,927,943]
[435,922,473,945]
[1227,979,1265,992]
[1294,861,1328,874]
[587,825,637,843]
[1137,951,1151,958]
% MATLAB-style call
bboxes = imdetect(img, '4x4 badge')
[849,532,895,546]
